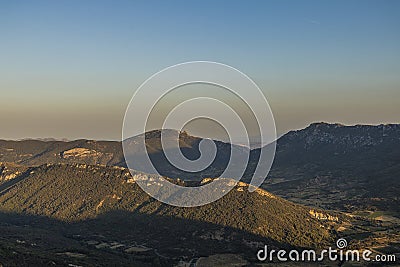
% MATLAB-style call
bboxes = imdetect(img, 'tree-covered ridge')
[0,163,339,249]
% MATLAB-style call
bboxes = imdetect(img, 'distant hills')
[0,139,124,166]
[1,122,399,213]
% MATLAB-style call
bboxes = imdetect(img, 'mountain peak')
[137,129,191,140]
[278,121,400,151]
[307,122,345,129]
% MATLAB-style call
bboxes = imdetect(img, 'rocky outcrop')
[309,209,339,221]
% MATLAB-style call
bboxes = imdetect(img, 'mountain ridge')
[1,123,399,265]
[1,122,399,212]
[0,162,340,247]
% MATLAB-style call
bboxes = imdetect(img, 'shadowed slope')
[0,163,337,249]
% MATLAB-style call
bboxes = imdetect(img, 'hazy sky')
[1,0,399,141]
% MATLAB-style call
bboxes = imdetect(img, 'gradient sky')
[0,0,399,141]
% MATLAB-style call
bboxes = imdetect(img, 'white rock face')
[61,148,102,159]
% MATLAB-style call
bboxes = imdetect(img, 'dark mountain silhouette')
[122,129,245,180]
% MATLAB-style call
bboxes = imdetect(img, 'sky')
[0,0,399,141]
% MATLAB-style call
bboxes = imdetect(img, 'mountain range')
[0,122,399,266]
[1,122,399,212]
